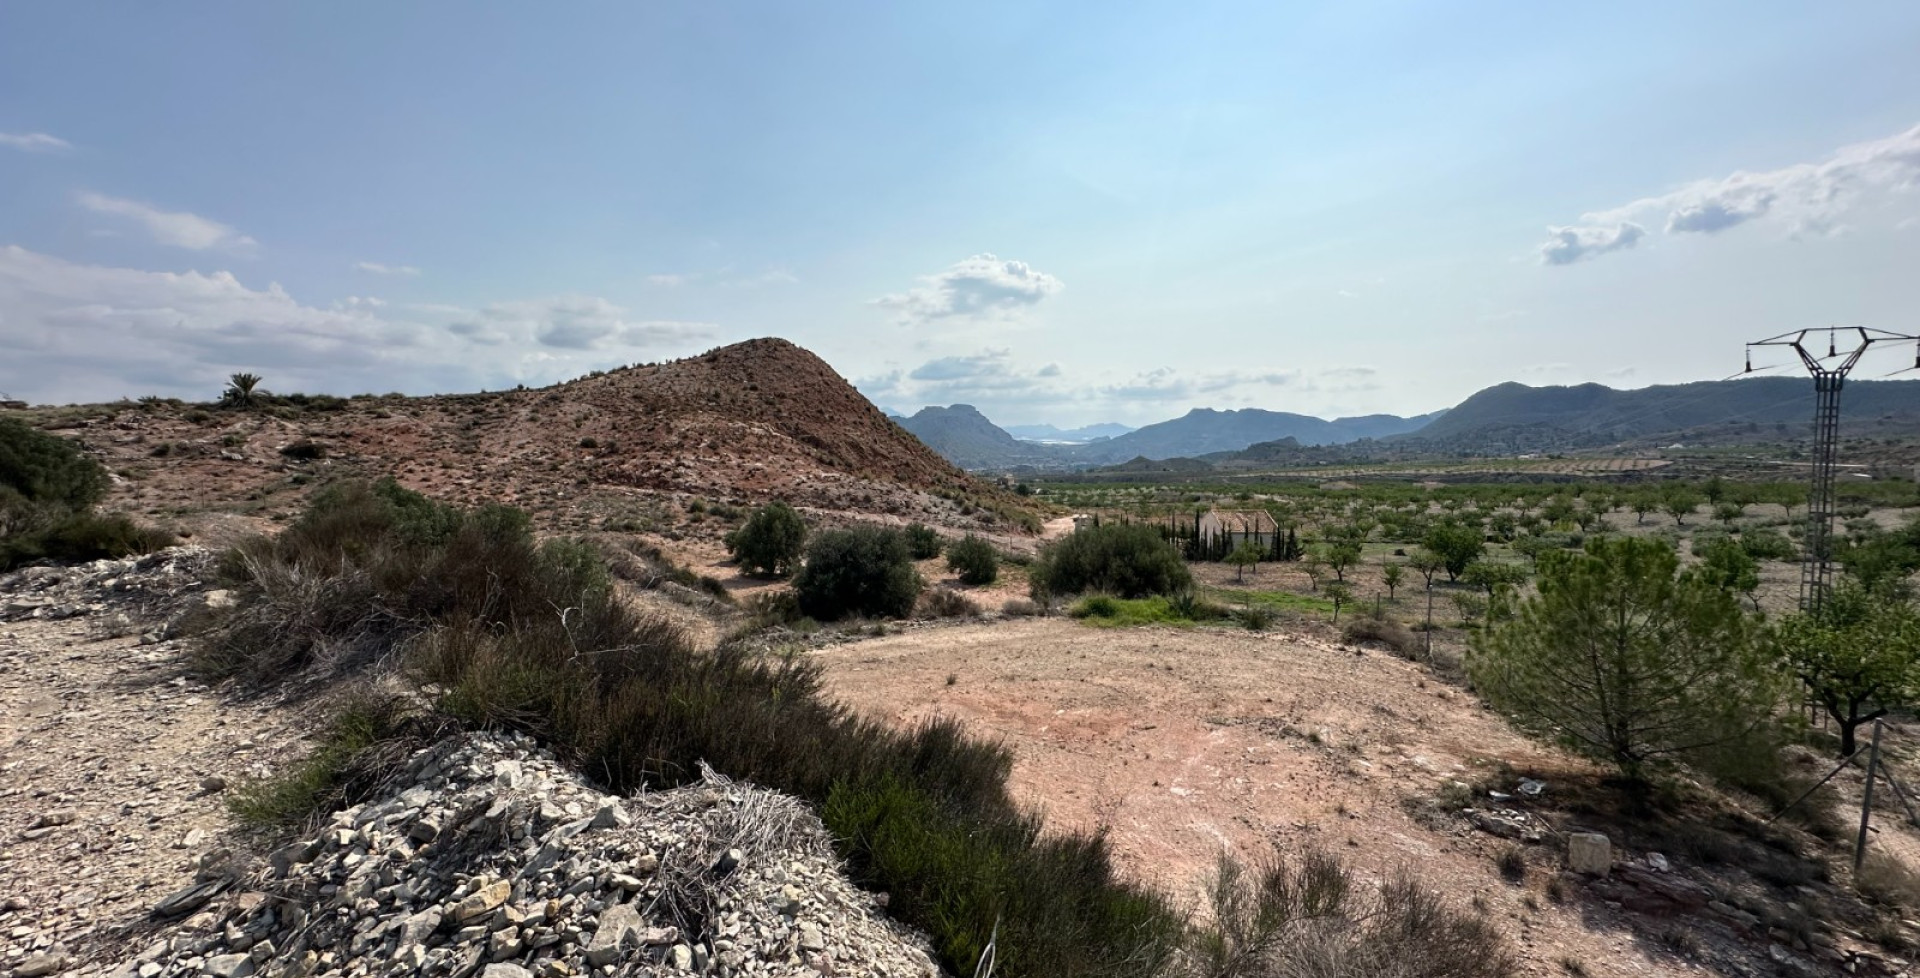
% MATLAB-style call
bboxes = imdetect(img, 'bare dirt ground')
[814,616,1906,977]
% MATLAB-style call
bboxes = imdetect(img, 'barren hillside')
[13,338,1038,541]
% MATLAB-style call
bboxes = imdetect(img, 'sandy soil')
[815,617,1695,977]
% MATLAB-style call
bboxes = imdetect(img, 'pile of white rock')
[112,733,943,977]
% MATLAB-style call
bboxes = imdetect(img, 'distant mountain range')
[893,403,1446,469]
[1002,421,1135,443]
[891,376,1920,471]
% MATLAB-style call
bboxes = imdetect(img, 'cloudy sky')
[4,3,1920,426]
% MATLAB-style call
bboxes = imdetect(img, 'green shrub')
[905,522,943,559]
[793,525,923,620]
[1741,527,1798,562]
[724,501,807,577]
[228,694,430,827]
[1030,523,1191,599]
[0,417,107,514]
[279,439,327,461]
[1232,604,1277,632]
[946,535,999,585]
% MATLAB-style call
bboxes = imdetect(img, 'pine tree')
[1468,536,1779,786]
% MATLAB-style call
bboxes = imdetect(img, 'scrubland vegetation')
[0,416,173,570]
[180,478,1521,977]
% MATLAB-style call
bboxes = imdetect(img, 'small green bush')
[0,417,108,514]
[1030,522,1191,599]
[1741,527,1798,562]
[946,535,999,585]
[904,522,943,559]
[1232,604,1277,632]
[724,501,807,577]
[793,525,923,620]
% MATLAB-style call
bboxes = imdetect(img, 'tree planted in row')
[1773,582,1920,757]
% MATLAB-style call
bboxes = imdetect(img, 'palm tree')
[222,372,263,407]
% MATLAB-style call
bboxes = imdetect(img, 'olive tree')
[1468,536,1780,787]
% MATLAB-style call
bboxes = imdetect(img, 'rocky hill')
[14,338,1039,539]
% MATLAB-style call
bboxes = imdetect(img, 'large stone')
[452,880,511,923]
[1568,832,1612,875]
[798,922,826,952]
[399,907,443,945]
[200,953,255,978]
[481,966,533,978]
[152,880,227,919]
[586,904,644,967]
[14,953,70,977]
[588,802,630,831]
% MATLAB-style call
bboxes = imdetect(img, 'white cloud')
[1101,367,1300,402]
[0,246,719,403]
[1538,222,1645,265]
[450,296,715,351]
[1541,123,1920,264]
[76,192,256,252]
[876,254,1062,325]
[862,349,1376,421]
[0,245,426,402]
[0,132,71,153]
[354,261,422,277]
[645,273,688,287]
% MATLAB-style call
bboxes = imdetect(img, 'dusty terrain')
[817,616,1914,977]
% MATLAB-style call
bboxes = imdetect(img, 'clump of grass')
[1,511,176,572]
[1001,597,1046,617]
[1342,615,1417,655]
[228,694,428,828]
[1858,852,1920,910]
[1182,846,1516,978]
[1231,605,1276,632]
[919,587,982,619]
[1656,924,1700,958]
[1496,845,1527,884]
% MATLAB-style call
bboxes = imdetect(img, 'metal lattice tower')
[1746,327,1920,611]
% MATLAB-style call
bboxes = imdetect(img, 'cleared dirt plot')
[818,618,1690,977]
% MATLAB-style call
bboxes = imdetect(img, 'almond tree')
[1774,582,1920,757]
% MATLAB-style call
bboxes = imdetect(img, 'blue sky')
[4,2,1920,425]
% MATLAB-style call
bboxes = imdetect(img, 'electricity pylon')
[1745,327,1920,611]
